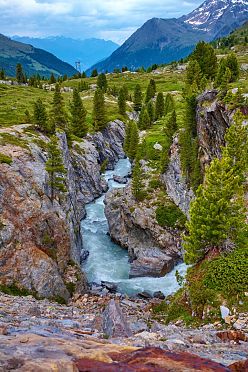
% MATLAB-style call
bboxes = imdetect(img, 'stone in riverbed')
[113,175,128,184]
[153,291,165,300]
[101,281,118,293]
[129,248,175,278]
[102,299,132,338]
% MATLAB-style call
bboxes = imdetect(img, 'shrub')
[156,204,186,228]
[0,153,12,165]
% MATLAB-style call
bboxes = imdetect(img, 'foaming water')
[81,158,187,296]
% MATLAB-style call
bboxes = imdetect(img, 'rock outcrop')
[161,90,232,216]
[104,185,181,278]
[0,120,125,300]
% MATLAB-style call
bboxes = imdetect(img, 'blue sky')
[1,0,204,44]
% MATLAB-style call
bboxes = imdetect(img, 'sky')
[1,0,204,44]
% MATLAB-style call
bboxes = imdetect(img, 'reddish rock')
[76,347,231,371]
[217,331,247,343]
[229,359,248,372]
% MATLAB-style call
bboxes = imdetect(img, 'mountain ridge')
[0,34,78,77]
[87,0,248,74]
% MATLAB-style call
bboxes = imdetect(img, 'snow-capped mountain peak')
[182,0,248,34]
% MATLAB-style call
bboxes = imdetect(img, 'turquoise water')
[81,158,187,296]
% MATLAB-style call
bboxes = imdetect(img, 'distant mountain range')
[87,0,248,74]
[0,34,78,77]
[12,36,119,71]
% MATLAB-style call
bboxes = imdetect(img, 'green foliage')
[0,283,34,297]
[215,53,239,89]
[16,63,26,84]
[155,92,164,120]
[93,88,106,131]
[184,113,248,264]
[50,84,67,132]
[164,93,175,115]
[156,204,186,228]
[70,88,87,137]
[45,135,67,202]
[0,152,12,165]
[97,73,108,92]
[146,100,155,124]
[127,121,139,160]
[33,98,49,133]
[133,84,142,112]
[49,73,56,84]
[190,41,217,80]
[118,87,126,115]
[100,159,108,173]
[164,110,177,139]
[91,69,98,77]
[145,79,156,103]
[138,105,150,129]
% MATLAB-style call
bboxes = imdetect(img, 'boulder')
[153,291,165,300]
[102,299,132,338]
[101,281,118,293]
[113,175,128,184]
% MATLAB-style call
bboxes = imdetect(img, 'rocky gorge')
[0,120,125,301]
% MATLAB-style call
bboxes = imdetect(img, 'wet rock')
[153,291,165,300]
[80,250,90,262]
[113,175,128,184]
[138,292,153,299]
[101,281,118,293]
[102,299,132,338]
[130,248,175,278]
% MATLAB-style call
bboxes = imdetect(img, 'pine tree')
[70,88,87,137]
[122,85,129,100]
[49,73,56,84]
[220,67,231,95]
[185,60,202,90]
[16,63,25,84]
[45,136,67,202]
[91,69,98,77]
[191,41,217,80]
[164,93,175,115]
[155,92,165,120]
[138,106,150,130]
[184,114,248,264]
[165,109,177,139]
[50,84,67,132]
[0,68,5,80]
[33,98,49,133]
[133,84,142,112]
[118,87,126,115]
[225,53,239,82]
[145,79,156,103]
[97,73,107,92]
[146,100,155,124]
[93,88,106,131]
[127,121,139,160]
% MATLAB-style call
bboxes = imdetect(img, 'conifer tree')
[145,79,156,103]
[97,73,108,92]
[164,93,175,115]
[16,63,25,84]
[165,109,177,139]
[191,41,217,80]
[127,121,139,160]
[155,92,165,120]
[70,88,87,137]
[0,68,5,80]
[49,73,56,84]
[133,84,142,111]
[118,87,126,115]
[220,67,231,95]
[184,113,248,264]
[122,85,129,101]
[91,69,98,77]
[93,88,106,131]
[45,136,67,202]
[146,100,155,124]
[185,60,202,89]
[33,98,49,133]
[50,84,67,132]
[138,106,150,130]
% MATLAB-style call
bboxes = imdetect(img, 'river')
[81,158,187,296]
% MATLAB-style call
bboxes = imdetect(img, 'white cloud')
[0,0,203,43]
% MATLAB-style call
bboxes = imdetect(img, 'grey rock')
[113,175,128,184]
[101,281,118,293]
[153,291,166,300]
[220,306,230,320]
[102,299,132,338]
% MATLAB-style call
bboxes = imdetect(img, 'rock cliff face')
[0,120,125,300]
[162,90,232,216]
[105,185,181,278]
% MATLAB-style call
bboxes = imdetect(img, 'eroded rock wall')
[0,120,125,300]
